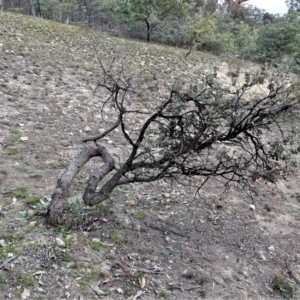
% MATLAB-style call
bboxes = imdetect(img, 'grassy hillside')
[0,11,300,300]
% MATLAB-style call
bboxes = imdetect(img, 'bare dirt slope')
[1,11,300,300]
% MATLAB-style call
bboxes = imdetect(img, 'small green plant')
[272,276,294,297]
[19,210,33,220]
[0,244,23,259]
[0,270,7,283]
[24,161,35,167]
[24,195,40,207]
[199,290,206,298]
[10,128,21,135]
[6,147,19,155]
[30,173,42,179]
[292,193,300,202]
[133,211,147,220]
[7,187,27,199]
[165,246,179,256]
[110,230,123,245]
[264,204,271,212]
[0,170,8,175]
[21,275,35,287]
[68,197,83,213]
[159,290,170,299]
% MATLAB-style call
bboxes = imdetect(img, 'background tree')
[254,14,300,63]
[46,61,300,225]
[286,0,300,12]
[117,0,192,42]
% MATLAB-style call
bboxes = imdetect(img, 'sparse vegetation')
[6,147,19,155]
[0,7,300,300]
[110,230,123,245]
[133,211,147,221]
[272,275,294,297]
[21,274,35,287]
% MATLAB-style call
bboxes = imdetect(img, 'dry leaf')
[99,241,115,247]
[102,276,114,284]
[32,271,46,275]
[20,136,28,141]
[139,277,146,289]
[89,284,106,296]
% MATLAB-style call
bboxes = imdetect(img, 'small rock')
[257,251,266,260]
[29,221,37,227]
[162,193,170,198]
[92,238,100,243]
[249,204,255,211]
[116,288,123,294]
[0,239,6,247]
[55,237,66,248]
[267,245,275,252]
[21,288,30,299]
[84,126,91,132]
[20,136,28,141]
[132,223,141,231]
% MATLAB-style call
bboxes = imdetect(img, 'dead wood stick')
[0,255,19,269]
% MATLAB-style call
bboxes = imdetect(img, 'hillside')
[1,11,300,300]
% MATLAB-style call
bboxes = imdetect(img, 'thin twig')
[0,255,19,269]
[115,259,164,274]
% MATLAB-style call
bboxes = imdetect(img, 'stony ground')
[1,11,300,300]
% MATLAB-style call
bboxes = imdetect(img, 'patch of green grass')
[291,193,300,202]
[68,197,83,213]
[110,230,123,246]
[77,236,100,251]
[35,123,45,130]
[0,243,23,259]
[7,187,40,207]
[21,275,35,287]
[106,254,115,261]
[0,170,8,175]
[30,173,42,179]
[48,162,68,169]
[159,291,170,299]
[7,187,27,199]
[19,210,34,220]
[133,211,147,221]
[24,195,40,207]
[6,147,19,155]
[24,161,35,167]
[85,266,106,281]
[0,270,8,284]
[0,229,23,242]
[199,290,206,298]
[165,246,179,256]
[272,276,294,298]
[10,128,21,135]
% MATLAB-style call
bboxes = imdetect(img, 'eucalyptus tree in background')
[117,0,192,42]
[286,0,300,13]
